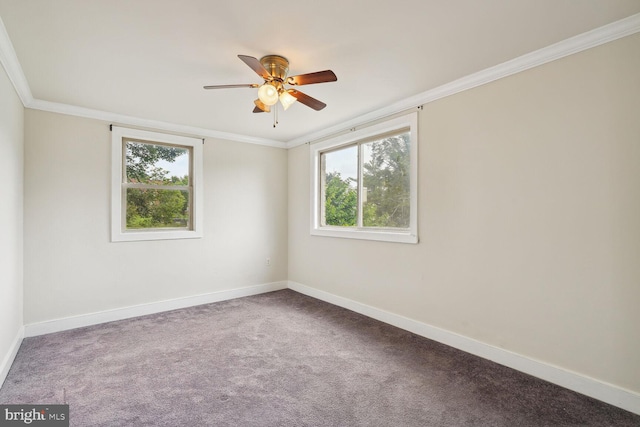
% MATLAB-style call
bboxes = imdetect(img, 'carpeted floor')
[1,289,638,426]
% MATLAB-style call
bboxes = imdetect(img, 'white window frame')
[111,126,204,242]
[310,112,418,244]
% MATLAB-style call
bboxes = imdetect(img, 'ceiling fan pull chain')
[273,104,278,128]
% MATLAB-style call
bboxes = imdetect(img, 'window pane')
[362,132,411,228]
[126,188,190,229]
[322,145,358,227]
[125,141,190,185]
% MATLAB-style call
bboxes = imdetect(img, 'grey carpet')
[1,289,638,426]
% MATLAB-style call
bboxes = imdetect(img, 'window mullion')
[357,143,364,228]
[320,152,327,227]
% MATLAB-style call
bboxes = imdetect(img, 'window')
[111,127,203,242]
[310,112,418,243]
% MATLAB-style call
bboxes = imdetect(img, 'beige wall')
[288,33,640,393]
[0,61,24,375]
[23,110,288,324]
[7,24,640,404]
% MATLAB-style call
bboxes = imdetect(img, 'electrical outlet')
[266,257,271,266]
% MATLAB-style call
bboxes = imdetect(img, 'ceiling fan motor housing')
[260,55,289,81]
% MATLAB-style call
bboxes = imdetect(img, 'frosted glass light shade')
[279,90,297,110]
[254,99,270,112]
[258,83,279,106]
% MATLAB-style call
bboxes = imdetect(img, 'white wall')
[288,33,640,395]
[23,110,288,324]
[0,60,24,383]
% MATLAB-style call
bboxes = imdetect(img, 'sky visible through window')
[324,145,373,185]
[157,154,189,178]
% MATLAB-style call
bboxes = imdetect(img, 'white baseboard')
[287,281,640,416]
[10,280,639,416]
[24,281,288,337]
[0,326,24,388]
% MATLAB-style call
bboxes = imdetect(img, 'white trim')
[287,12,640,148]
[2,13,638,149]
[8,279,640,415]
[0,326,24,388]
[24,281,287,338]
[287,281,640,416]
[27,99,286,148]
[0,16,32,106]
[310,113,418,244]
[0,15,283,149]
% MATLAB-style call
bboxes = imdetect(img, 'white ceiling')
[1,0,639,145]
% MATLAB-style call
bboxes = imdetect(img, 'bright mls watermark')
[0,405,68,426]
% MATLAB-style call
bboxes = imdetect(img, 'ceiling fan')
[204,54,337,126]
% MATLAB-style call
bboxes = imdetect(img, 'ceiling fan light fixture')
[204,54,338,124]
[279,90,297,111]
[257,83,279,106]
[254,99,271,113]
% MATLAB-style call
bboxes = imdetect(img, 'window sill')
[111,229,203,242]
[311,226,418,244]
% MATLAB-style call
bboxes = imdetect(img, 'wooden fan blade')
[203,84,259,89]
[288,89,327,111]
[253,106,265,113]
[287,70,337,86]
[238,55,271,80]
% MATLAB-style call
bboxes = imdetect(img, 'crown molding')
[286,12,640,148]
[27,99,287,148]
[2,12,639,149]
[0,15,32,105]
[0,16,285,148]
